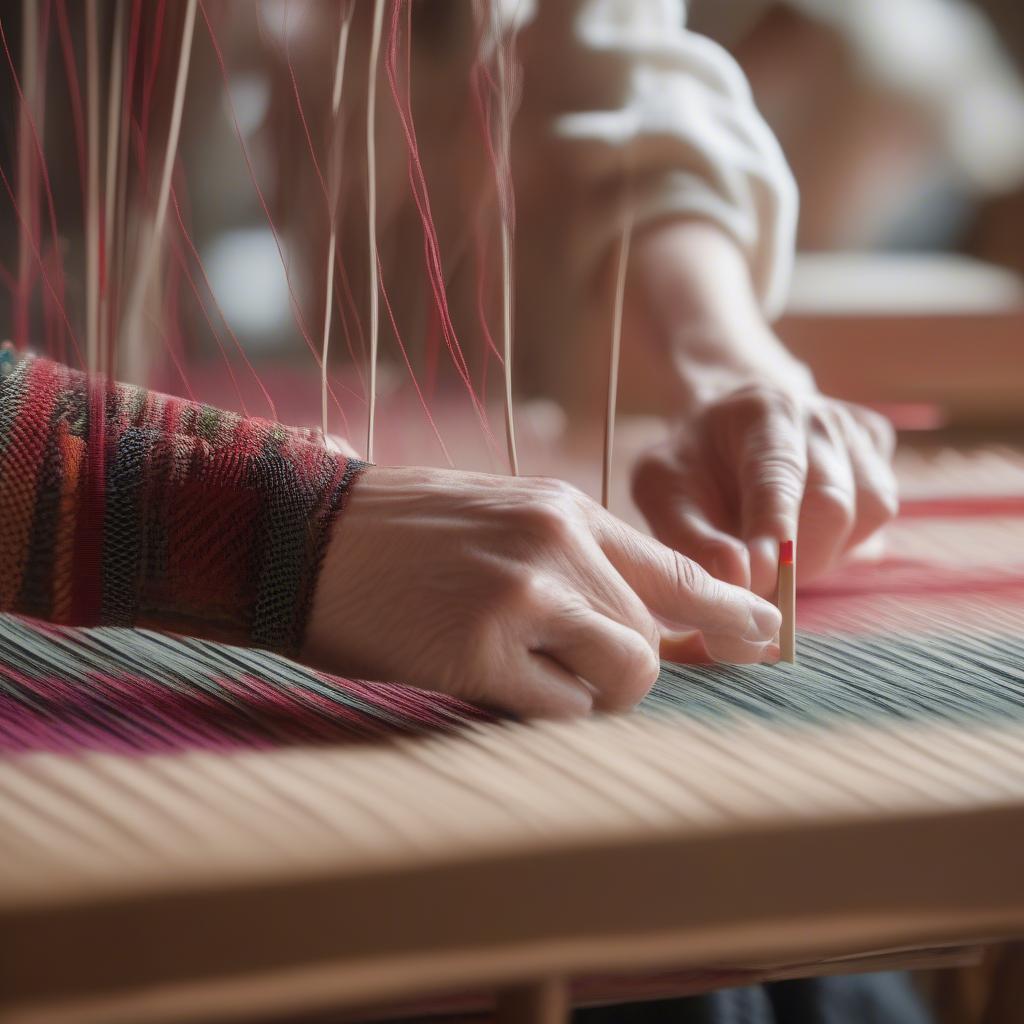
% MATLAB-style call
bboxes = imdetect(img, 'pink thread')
[377,252,453,466]
[198,0,351,430]
[384,0,498,453]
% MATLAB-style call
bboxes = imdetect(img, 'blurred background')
[690,0,1024,432]
[1,0,1023,442]
[695,0,1024,263]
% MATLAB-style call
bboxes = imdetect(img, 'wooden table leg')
[982,942,1024,1024]
[496,978,570,1024]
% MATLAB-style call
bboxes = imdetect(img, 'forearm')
[624,218,815,407]
[0,347,365,656]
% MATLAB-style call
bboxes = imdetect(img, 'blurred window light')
[259,0,314,43]
[203,229,291,347]
[225,74,270,139]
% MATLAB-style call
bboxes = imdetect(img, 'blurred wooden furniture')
[779,253,1024,425]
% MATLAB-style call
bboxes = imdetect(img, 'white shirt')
[512,0,797,318]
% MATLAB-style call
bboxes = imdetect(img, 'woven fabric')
[0,616,488,755]
[0,350,365,657]
[3,610,1024,757]
[647,626,1024,727]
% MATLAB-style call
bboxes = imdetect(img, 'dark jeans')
[574,973,932,1024]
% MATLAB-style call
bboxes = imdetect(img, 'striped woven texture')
[1,437,1023,759]
[648,627,1024,727]
[0,617,487,755]
[2,592,1024,757]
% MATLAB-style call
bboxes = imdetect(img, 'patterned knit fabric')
[0,347,365,657]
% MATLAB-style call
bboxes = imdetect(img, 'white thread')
[602,210,634,511]
[365,0,386,463]
[321,3,354,443]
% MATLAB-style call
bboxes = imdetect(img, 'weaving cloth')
[3,613,1024,757]
[2,445,1024,1024]
[1,454,1024,756]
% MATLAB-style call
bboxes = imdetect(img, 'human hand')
[303,466,782,719]
[632,384,898,598]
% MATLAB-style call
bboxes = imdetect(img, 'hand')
[632,384,898,597]
[303,466,782,719]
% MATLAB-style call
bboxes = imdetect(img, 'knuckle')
[473,569,548,631]
[503,568,553,611]
[854,406,896,456]
[863,407,894,437]
[807,407,838,439]
[755,451,807,488]
[744,429,808,483]
[530,476,585,505]
[730,384,800,422]
[858,484,899,527]
[804,483,856,531]
[770,388,802,421]
[670,549,707,597]
[746,453,808,517]
[513,499,575,545]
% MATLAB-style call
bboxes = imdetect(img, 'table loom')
[2,443,1024,1024]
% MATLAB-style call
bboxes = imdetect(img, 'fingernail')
[746,600,782,642]
[761,643,781,665]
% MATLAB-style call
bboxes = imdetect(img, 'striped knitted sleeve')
[0,346,366,657]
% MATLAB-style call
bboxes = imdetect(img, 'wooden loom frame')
[3,708,1024,1023]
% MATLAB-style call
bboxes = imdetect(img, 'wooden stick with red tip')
[778,539,796,663]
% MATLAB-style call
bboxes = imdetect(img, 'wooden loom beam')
[496,979,570,1024]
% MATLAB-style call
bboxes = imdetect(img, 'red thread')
[384,0,498,453]
[198,0,351,432]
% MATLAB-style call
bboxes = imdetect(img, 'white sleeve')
[514,0,798,319]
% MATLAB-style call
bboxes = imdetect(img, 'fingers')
[791,406,897,586]
[724,394,895,593]
[794,410,856,585]
[851,404,897,461]
[535,600,660,712]
[594,515,781,650]
[659,630,711,664]
[632,450,751,587]
[493,650,596,720]
[841,407,900,547]
[726,390,807,596]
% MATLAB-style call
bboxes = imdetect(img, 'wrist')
[668,322,817,412]
[624,219,815,413]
